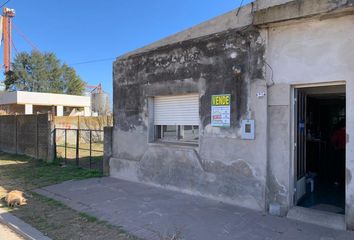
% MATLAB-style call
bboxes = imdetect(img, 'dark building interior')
[297,86,345,214]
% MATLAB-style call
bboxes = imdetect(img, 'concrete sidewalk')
[0,207,51,240]
[35,177,354,240]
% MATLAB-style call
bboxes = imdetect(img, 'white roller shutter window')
[154,94,199,125]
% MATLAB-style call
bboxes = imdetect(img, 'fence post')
[15,115,18,154]
[53,128,56,160]
[36,114,39,159]
[76,129,79,166]
[65,129,67,164]
[103,127,112,176]
[89,130,92,169]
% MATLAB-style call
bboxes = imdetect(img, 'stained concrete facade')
[113,28,267,210]
[111,0,354,229]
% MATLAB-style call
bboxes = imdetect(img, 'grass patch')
[79,212,98,222]
[0,152,101,191]
[31,192,65,208]
[0,152,138,240]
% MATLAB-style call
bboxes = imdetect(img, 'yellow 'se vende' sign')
[212,94,231,106]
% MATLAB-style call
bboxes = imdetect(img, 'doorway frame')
[290,81,346,209]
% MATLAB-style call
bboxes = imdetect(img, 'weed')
[79,212,98,222]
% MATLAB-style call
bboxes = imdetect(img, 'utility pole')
[2,7,15,73]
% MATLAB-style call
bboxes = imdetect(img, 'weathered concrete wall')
[266,14,354,228]
[0,114,53,161]
[254,0,354,25]
[112,27,268,210]
[267,84,291,214]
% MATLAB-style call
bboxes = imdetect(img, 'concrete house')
[111,0,354,229]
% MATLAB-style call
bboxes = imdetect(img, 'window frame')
[148,94,200,146]
[155,124,199,145]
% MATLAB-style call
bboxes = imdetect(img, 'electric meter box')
[241,120,255,140]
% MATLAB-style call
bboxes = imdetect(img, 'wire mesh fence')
[54,128,104,172]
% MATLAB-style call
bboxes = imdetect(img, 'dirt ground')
[0,152,138,240]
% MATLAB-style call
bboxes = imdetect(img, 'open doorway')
[294,85,345,214]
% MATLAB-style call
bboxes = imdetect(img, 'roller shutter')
[154,94,199,125]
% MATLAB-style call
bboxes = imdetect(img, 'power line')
[11,23,114,66]
[11,38,18,55]
[12,23,40,52]
[0,0,11,9]
[70,57,116,66]
[236,0,244,16]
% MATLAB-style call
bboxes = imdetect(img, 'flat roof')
[0,91,91,107]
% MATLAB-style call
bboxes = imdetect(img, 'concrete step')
[287,206,346,230]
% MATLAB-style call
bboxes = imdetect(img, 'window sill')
[149,140,198,149]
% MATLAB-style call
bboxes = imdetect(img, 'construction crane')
[2,7,15,73]
[86,83,102,93]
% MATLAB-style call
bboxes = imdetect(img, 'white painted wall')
[268,17,354,85]
[0,91,90,108]
[17,91,90,107]
[25,104,33,115]
[56,106,64,116]
[267,15,354,228]
[84,106,91,117]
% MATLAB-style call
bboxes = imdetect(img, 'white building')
[0,91,91,116]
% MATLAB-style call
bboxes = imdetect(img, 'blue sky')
[3,0,252,99]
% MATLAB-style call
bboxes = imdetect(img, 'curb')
[0,207,51,240]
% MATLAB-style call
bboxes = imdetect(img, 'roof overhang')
[253,0,354,26]
[0,91,91,107]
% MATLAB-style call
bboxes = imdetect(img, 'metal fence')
[54,128,104,172]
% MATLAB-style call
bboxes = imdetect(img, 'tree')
[6,51,85,95]
[61,64,85,95]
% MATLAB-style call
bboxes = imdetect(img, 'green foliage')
[4,70,17,90]
[0,152,102,189]
[8,51,85,95]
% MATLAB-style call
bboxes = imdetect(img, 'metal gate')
[294,89,307,203]
[54,128,104,172]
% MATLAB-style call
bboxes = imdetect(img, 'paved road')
[0,223,24,240]
[35,177,354,240]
